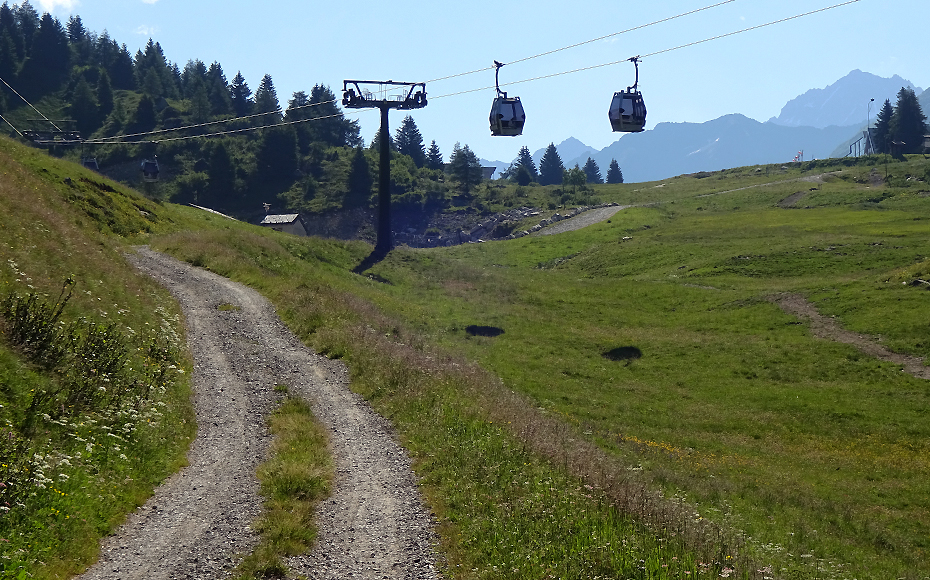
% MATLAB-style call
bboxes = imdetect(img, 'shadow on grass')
[466,325,505,337]
[602,346,642,364]
[352,247,390,277]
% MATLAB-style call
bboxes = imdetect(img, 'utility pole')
[866,98,875,155]
[342,80,427,254]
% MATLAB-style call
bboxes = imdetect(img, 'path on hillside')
[531,172,847,237]
[77,248,438,580]
[695,171,844,199]
[533,205,630,236]
[771,293,930,380]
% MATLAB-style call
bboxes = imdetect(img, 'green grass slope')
[353,157,930,578]
[6,134,929,580]
[0,137,196,579]
[146,155,930,579]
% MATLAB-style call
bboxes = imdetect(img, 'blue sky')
[36,0,929,164]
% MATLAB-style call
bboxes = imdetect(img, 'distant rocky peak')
[768,69,921,129]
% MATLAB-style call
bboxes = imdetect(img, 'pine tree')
[253,73,281,125]
[873,99,893,154]
[206,62,232,115]
[345,146,373,208]
[538,143,564,186]
[426,140,443,170]
[101,39,135,90]
[514,165,533,186]
[14,1,38,58]
[0,3,22,61]
[370,129,395,153]
[69,77,99,135]
[181,59,207,99]
[449,142,482,196]
[515,145,537,181]
[66,14,92,66]
[19,13,68,93]
[395,115,426,168]
[206,141,235,206]
[582,157,602,184]
[254,126,298,190]
[229,71,252,117]
[65,14,85,43]
[890,87,927,154]
[134,39,172,96]
[131,94,157,132]
[190,83,211,123]
[306,84,360,147]
[96,70,114,117]
[142,68,163,98]
[606,159,623,184]
[0,29,17,81]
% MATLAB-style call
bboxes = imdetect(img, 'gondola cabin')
[81,157,99,171]
[608,90,647,133]
[489,96,525,136]
[141,158,159,182]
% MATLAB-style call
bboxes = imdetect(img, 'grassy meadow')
[151,155,930,578]
[3,132,930,579]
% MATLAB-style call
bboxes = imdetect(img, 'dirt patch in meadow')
[770,293,930,380]
[76,248,438,580]
[777,190,810,208]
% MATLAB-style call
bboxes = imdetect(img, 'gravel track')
[77,247,438,580]
[533,205,629,236]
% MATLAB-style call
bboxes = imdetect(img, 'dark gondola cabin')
[489,60,525,137]
[489,96,525,136]
[608,90,646,133]
[81,157,99,171]
[141,158,159,182]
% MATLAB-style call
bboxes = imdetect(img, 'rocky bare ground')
[77,247,438,580]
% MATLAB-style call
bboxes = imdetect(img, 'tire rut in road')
[76,247,438,580]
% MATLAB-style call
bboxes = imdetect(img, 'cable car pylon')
[342,80,427,254]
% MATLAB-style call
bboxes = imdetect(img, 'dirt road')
[77,248,438,580]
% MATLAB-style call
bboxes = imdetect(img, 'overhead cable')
[88,99,339,143]
[432,0,862,99]
[0,74,62,131]
[0,112,23,137]
[90,109,374,145]
[425,0,737,84]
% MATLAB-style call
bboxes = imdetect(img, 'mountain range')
[485,70,925,183]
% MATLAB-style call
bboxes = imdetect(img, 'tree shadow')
[352,247,390,275]
[602,346,642,365]
[466,325,505,337]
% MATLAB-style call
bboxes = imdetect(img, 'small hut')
[259,214,307,237]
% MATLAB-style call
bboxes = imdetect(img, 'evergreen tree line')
[871,87,928,155]
[4,1,629,222]
[0,3,503,218]
[502,143,623,187]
